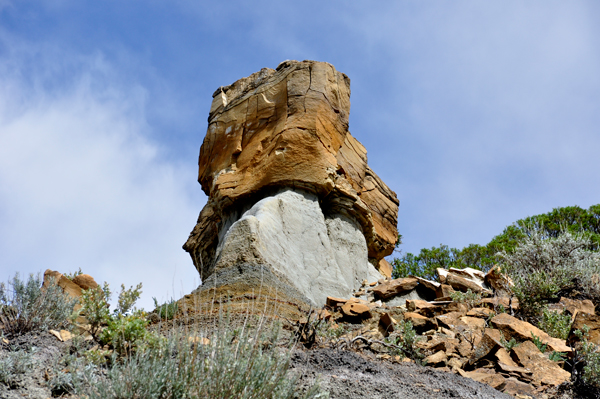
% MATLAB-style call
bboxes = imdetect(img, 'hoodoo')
[184,60,399,306]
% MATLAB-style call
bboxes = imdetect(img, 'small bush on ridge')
[499,230,600,318]
[539,307,572,340]
[0,273,77,338]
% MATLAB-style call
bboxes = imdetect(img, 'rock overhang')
[184,60,399,292]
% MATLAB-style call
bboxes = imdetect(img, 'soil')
[0,331,74,399]
[290,348,514,399]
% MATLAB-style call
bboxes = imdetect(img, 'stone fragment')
[341,301,372,319]
[371,277,419,300]
[403,312,436,333]
[484,265,513,295]
[467,307,495,318]
[378,259,393,279]
[459,316,486,331]
[558,297,595,319]
[511,341,571,386]
[43,269,82,298]
[72,274,99,290]
[415,277,442,298]
[459,370,506,391]
[447,357,467,370]
[568,312,600,346]
[446,273,489,294]
[326,297,349,308]
[436,268,448,284]
[406,299,438,313]
[502,377,538,397]
[491,313,571,354]
[495,347,519,368]
[423,350,447,366]
[470,329,503,364]
[379,312,396,334]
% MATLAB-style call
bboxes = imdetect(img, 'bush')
[0,348,36,388]
[499,230,600,317]
[539,307,572,340]
[73,322,324,399]
[0,273,77,337]
[79,281,150,354]
[386,321,423,363]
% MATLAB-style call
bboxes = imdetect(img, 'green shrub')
[539,307,572,340]
[571,327,600,394]
[499,230,600,317]
[531,332,548,353]
[78,281,150,354]
[500,334,518,351]
[0,348,36,387]
[73,322,324,399]
[386,321,423,363]
[0,273,77,337]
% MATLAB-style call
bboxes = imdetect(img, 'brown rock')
[378,259,393,279]
[406,299,438,312]
[436,268,448,284]
[423,350,447,366]
[326,296,349,308]
[43,269,82,298]
[491,313,571,353]
[438,284,455,298]
[568,312,600,346]
[484,265,513,295]
[495,347,519,368]
[341,301,372,319]
[470,329,503,364]
[459,316,486,331]
[415,277,442,298]
[558,296,595,319]
[72,274,99,290]
[459,370,506,391]
[435,311,468,330]
[446,273,489,294]
[502,377,538,397]
[371,277,419,300]
[467,307,495,318]
[183,60,399,278]
[511,340,571,386]
[379,312,397,334]
[403,312,437,333]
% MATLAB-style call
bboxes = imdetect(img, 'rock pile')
[322,267,592,398]
[183,60,399,307]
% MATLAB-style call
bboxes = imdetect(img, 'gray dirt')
[290,349,514,399]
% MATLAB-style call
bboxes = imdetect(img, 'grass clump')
[0,348,36,388]
[152,297,178,321]
[72,320,323,399]
[0,273,77,338]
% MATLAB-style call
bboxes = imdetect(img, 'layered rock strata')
[184,60,399,306]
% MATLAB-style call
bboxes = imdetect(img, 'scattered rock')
[491,313,571,354]
[371,277,419,300]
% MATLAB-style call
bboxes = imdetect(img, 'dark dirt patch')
[290,349,514,399]
[0,331,74,399]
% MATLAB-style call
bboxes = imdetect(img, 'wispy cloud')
[0,35,203,309]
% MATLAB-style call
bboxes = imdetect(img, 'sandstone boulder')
[183,61,399,307]
[371,277,419,300]
[491,313,571,353]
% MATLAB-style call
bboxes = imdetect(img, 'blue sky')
[1,1,599,310]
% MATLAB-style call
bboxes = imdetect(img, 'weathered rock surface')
[184,61,399,299]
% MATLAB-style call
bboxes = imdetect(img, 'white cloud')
[0,37,204,310]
